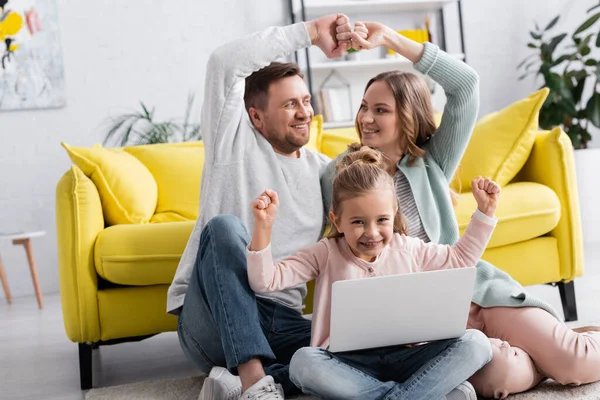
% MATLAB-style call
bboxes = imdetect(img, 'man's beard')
[265,128,309,155]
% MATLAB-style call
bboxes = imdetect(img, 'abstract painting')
[0,0,65,111]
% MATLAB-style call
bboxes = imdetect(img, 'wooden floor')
[2,245,600,400]
[0,294,198,400]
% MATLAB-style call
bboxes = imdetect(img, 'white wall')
[462,0,598,139]
[0,0,286,299]
[1,0,596,298]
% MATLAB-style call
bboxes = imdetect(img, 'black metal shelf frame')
[287,0,467,100]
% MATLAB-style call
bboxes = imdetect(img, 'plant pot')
[574,147,600,243]
[345,51,360,62]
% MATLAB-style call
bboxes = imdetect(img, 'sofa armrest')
[56,166,105,343]
[515,128,584,281]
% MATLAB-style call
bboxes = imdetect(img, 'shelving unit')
[324,120,356,129]
[292,0,458,15]
[311,52,464,71]
[288,0,467,129]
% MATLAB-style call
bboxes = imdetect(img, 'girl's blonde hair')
[327,146,407,239]
[355,71,436,166]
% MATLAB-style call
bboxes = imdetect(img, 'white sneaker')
[444,381,477,400]
[198,366,242,400]
[240,375,284,400]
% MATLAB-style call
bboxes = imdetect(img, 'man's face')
[251,75,313,156]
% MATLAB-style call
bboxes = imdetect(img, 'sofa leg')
[558,281,578,322]
[79,343,93,390]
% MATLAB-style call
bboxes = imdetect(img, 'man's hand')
[471,177,501,218]
[305,14,352,58]
[251,189,279,226]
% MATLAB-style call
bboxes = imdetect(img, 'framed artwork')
[0,0,65,111]
[318,69,353,123]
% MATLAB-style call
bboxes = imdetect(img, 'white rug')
[85,374,600,399]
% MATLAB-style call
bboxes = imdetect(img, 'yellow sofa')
[57,102,583,389]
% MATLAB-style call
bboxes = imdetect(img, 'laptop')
[328,267,476,353]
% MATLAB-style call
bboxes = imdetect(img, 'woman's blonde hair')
[356,71,436,165]
[327,146,407,239]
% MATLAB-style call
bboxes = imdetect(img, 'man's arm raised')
[201,15,351,165]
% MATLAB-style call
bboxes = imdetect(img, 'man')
[167,14,353,400]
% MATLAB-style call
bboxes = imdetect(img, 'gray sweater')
[167,23,330,315]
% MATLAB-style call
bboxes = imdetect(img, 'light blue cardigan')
[321,43,560,320]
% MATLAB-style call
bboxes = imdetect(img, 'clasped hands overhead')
[307,14,396,59]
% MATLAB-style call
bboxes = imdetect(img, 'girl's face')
[358,81,407,157]
[330,186,396,262]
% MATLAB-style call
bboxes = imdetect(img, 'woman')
[323,21,600,399]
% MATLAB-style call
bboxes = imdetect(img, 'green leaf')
[548,33,568,53]
[572,75,587,104]
[558,98,578,116]
[523,60,538,72]
[553,54,575,66]
[140,102,154,121]
[527,43,537,48]
[517,53,537,69]
[578,33,594,51]
[557,76,574,103]
[582,46,592,56]
[545,72,563,90]
[539,101,564,129]
[530,31,542,40]
[597,29,600,47]
[585,59,598,66]
[586,92,600,127]
[575,12,600,35]
[545,15,560,31]
[588,2,600,13]
[568,126,583,148]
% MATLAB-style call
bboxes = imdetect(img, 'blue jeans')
[289,329,492,400]
[177,215,311,396]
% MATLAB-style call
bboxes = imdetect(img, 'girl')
[247,147,501,400]
[323,21,600,399]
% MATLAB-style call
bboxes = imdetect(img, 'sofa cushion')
[95,221,195,285]
[452,88,549,192]
[124,142,204,223]
[62,142,158,225]
[320,126,359,159]
[306,114,323,153]
[454,182,560,249]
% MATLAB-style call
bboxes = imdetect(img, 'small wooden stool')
[0,231,46,309]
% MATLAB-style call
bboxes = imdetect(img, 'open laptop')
[328,267,476,353]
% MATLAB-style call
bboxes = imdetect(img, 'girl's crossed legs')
[467,304,600,399]
[289,329,491,400]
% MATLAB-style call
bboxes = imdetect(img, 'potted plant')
[518,1,600,243]
[103,93,201,146]
[345,47,360,62]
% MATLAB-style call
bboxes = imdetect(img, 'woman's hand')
[251,189,279,226]
[344,21,424,63]
[471,177,501,218]
[342,21,389,51]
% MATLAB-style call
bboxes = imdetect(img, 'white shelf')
[309,53,464,71]
[323,120,355,129]
[294,0,457,15]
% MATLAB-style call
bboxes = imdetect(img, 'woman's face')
[357,81,406,157]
